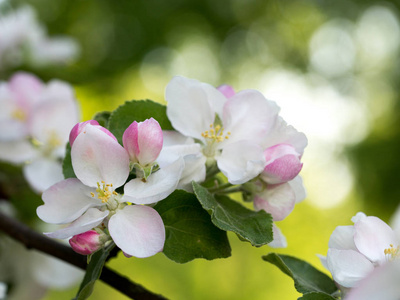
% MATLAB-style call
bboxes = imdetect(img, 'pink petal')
[69,120,99,146]
[261,144,303,184]
[9,72,44,110]
[71,124,129,188]
[108,205,165,258]
[217,84,235,98]
[354,216,398,265]
[69,230,104,255]
[37,178,104,224]
[123,118,163,166]
[254,182,296,221]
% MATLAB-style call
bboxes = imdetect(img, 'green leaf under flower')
[154,189,231,263]
[192,182,273,246]
[263,253,338,296]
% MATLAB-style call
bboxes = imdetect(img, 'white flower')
[165,76,280,184]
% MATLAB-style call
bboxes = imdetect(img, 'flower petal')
[354,216,398,265]
[23,158,64,193]
[288,176,307,203]
[261,144,303,184]
[326,248,374,288]
[263,116,308,155]
[37,178,103,224]
[123,118,163,166]
[71,124,129,188]
[124,157,184,204]
[0,140,37,164]
[217,84,235,98]
[218,140,266,184]
[268,224,288,248]
[108,205,165,258]
[254,182,296,221]
[346,260,400,300]
[328,225,357,250]
[222,89,280,145]
[69,120,99,146]
[45,208,108,239]
[166,76,215,140]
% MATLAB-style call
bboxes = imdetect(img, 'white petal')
[71,124,129,188]
[346,260,400,300]
[327,248,374,288]
[218,140,266,184]
[254,183,296,221]
[268,224,287,248]
[328,225,357,250]
[166,76,214,139]
[354,216,398,265]
[29,82,79,148]
[390,204,400,236]
[263,116,308,154]
[23,158,64,193]
[124,158,184,204]
[0,140,37,164]
[45,208,108,239]
[288,176,307,203]
[222,89,280,145]
[162,130,195,146]
[317,254,329,271]
[37,178,103,224]
[108,205,165,258]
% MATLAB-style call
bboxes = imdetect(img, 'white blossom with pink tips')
[319,211,400,296]
[0,72,79,193]
[37,121,183,258]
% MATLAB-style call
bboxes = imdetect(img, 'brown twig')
[0,211,167,300]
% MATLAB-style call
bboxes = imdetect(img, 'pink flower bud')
[122,118,163,166]
[260,144,303,185]
[69,121,117,146]
[69,230,103,255]
[217,84,235,98]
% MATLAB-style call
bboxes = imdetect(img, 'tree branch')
[0,211,167,300]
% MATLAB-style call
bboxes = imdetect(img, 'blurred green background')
[2,0,400,299]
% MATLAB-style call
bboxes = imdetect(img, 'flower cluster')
[164,76,307,246]
[0,72,79,192]
[36,75,307,258]
[37,119,184,257]
[0,5,79,69]
[320,211,400,298]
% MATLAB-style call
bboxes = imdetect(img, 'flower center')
[201,124,231,157]
[384,244,400,261]
[91,181,117,203]
[11,108,26,122]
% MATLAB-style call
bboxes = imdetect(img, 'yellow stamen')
[384,244,400,261]
[201,124,230,143]
[11,108,26,121]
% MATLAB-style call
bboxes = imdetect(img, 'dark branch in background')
[0,211,167,300]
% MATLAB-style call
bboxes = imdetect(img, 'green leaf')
[93,111,112,127]
[62,143,76,179]
[263,253,338,295]
[108,100,173,143]
[192,182,273,246]
[298,292,337,300]
[74,246,113,300]
[154,190,231,263]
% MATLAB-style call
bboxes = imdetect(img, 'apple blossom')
[319,212,400,295]
[166,76,280,184]
[37,123,180,258]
